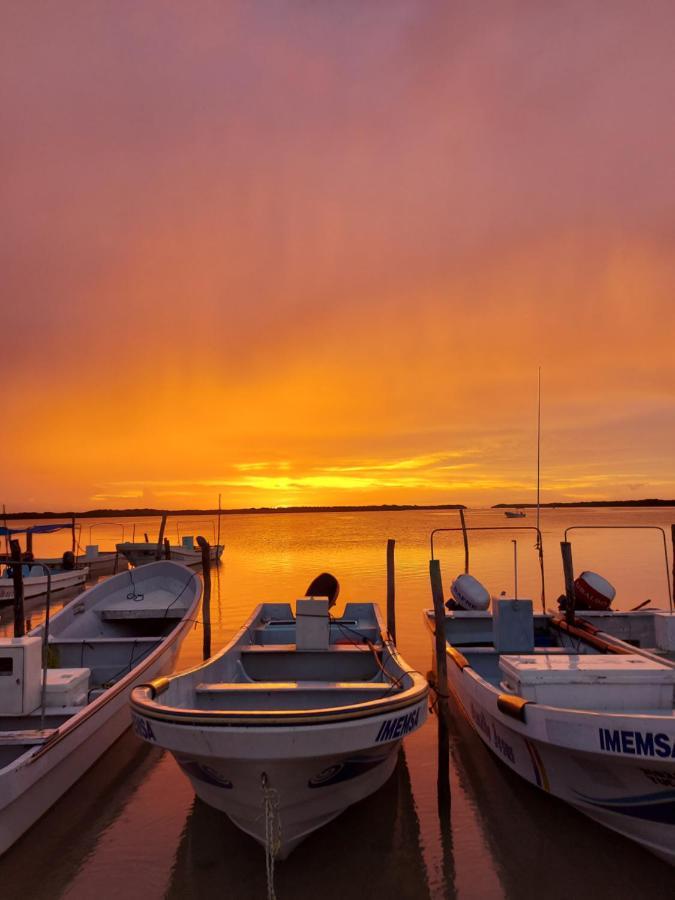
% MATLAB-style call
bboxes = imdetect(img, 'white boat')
[0,564,87,607]
[425,594,675,865]
[130,580,428,859]
[0,560,201,855]
[117,535,223,568]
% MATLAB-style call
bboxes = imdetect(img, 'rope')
[261,772,280,900]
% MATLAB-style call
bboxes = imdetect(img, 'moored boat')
[0,563,87,608]
[425,530,675,866]
[130,579,428,858]
[117,536,223,568]
[0,560,201,855]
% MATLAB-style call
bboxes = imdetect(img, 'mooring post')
[561,541,575,624]
[164,538,171,559]
[71,517,76,553]
[671,525,675,614]
[386,539,396,643]
[10,539,25,638]
[459,508,469,574]
[155,512,168,561]
[197,536,212,660]
[430,558,451,806]
[25,530,33,558]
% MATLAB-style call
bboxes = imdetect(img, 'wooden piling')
[155,512,168,561]
[430,558,451,806]
[10,539,25,638]
[561,541,575,624]
[197,536,212,660]
[386,539,396,643]
[164,538,171,559]
[71,516,76,553]
[459,508,469,574]
[25,530,33,558]
[671,525,674,613]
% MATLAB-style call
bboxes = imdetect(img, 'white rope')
[261,772,280,900]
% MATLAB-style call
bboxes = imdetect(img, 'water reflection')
[167,750,428,900]
[0,508,673,898]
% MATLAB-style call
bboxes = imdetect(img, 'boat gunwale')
[131,602,428,727]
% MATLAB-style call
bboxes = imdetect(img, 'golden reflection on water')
[1,508,673,898]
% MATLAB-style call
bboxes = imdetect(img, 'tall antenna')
[536,366,542,546]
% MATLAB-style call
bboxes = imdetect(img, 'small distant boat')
[131,574,428,858]
[504,510,526,518]
[117,535,223,568]
[0,562,87,608]
[0,561,201,855]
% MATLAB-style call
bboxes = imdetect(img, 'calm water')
[1,508,674,898]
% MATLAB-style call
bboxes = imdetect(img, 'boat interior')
[0,563,199,764]
[158,600,418,714]
[426,602,675,715]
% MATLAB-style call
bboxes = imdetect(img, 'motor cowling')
[574,571,616,610]
[448,573,490,611]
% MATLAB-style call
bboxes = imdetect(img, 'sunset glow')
[3,3,674,510]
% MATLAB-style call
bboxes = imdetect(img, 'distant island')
[2,503,467,521]
[493,500,675,508]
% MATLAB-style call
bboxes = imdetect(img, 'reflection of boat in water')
[0,561,200,855]
[131,577,428,858]
[165,748,428,899]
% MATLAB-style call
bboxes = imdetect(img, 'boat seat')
[51,637,164,645]
[100,608,186,620]
[195,680,394,693]
[241,643,380,653]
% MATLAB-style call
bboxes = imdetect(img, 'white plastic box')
[499,653,675,711]
[0,636,42,715]
[296,598,330,651]
[45,668,90,707]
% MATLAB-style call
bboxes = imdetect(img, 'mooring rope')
[261,771,280,900]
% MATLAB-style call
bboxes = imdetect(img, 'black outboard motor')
[305,572,340,609]
[61,550,76,571]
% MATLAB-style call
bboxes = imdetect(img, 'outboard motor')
[574,571,615,611]
[304,572,340,609]
[447,574,490,611]
[61,550,76,571]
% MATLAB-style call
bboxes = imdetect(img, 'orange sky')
[2,2,674,510]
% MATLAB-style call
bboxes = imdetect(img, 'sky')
[2,1,674,510]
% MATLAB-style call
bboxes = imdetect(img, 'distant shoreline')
[492,500,675,509]
[2,499,674,520]
[2,503,467,521]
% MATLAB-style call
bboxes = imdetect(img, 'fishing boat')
[0,560,201,855]
[425,523,675,866]
[117,536,223,568]
[0,563,87,608]
[130,574,428,859]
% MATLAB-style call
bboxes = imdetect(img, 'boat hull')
[0,569,87,606]
[131,697,427,858]
[440,642,675,865]
[117,543,223,568]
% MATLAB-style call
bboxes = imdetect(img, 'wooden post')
[197,536,212,660]
[25,530,33,558]
[164,538,171,559]
[10,539,25,638]
[386,539,396,643]
[216,493,222,555]
[561,541,575,624]
[143,532,149,543]
[71,517,76,553]
[155,513,168,561]
[430,558,451,806]
[459,508,469,574]
[2,504,8,556]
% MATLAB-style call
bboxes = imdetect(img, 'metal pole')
[197,536,212,660]
[386,539,396,643]
[216,493,222,556]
